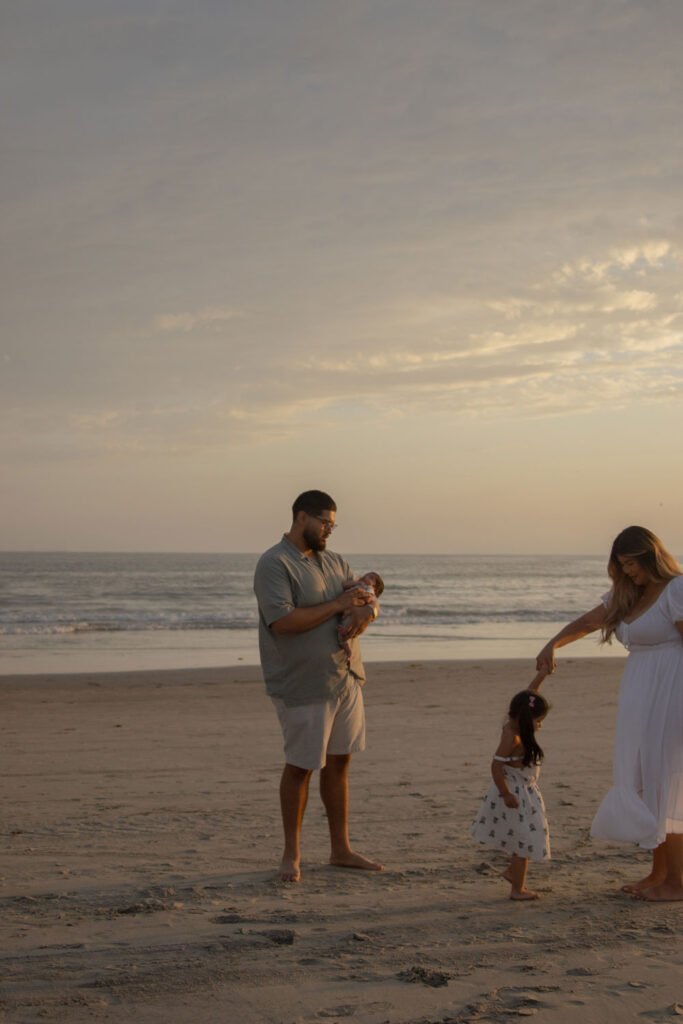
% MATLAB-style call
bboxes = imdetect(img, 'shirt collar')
[281,533,326,563]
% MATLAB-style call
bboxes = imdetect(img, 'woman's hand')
[535,642,556,675]
[503,793,519,809]
[532,606,606,672]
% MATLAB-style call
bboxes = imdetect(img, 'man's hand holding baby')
[338,604,376,640]
[335,586,372,615]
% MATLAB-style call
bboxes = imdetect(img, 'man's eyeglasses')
[310,514,336,532]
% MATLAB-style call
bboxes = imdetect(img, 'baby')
[338,571,384,663]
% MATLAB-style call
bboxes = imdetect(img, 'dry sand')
[2,658,682,1024]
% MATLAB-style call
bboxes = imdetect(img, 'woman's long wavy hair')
[508,690,550,766]
[602,526,682,643]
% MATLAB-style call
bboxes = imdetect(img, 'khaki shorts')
[271,680,366,771]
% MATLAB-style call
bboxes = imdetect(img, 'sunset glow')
[3,2,682,553]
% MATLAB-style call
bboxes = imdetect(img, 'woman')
[536,525,683,902]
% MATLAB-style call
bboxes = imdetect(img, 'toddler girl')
[469,682,550,901]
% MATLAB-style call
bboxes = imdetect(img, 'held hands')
[503,792,519,809]
[535,642,556,675]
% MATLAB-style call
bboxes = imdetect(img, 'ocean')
[0,551,628,675]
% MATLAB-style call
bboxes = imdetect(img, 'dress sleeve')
[662,576,683,622]
[601,589,613,608]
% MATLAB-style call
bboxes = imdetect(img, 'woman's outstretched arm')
[536,603,608,674]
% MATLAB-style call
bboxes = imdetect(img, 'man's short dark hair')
[292,490,337,518]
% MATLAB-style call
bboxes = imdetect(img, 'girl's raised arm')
[528,670,547,693]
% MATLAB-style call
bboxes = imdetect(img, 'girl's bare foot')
[502,857,536,898]
[502,868,539,895]
[277,856,301,882]
[510,888,540,901]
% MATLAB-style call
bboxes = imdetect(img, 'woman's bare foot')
[634,882,683,902]
[277,856,301,882]
[622,844,669,895]
[329,850,384,871]
[621,874,664,894]
[510,888,540,901]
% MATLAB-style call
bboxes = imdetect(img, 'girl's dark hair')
[508,690,550,766]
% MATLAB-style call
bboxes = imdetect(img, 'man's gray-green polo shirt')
[253,535,366,706]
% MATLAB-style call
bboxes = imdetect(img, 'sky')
[2,0,683,555]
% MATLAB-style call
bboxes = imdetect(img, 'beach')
[3,658,682,1023]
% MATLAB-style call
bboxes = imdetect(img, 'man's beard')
[303,526,327,552]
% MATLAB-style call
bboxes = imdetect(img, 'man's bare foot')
[277,856,301,882]
[510,888,540,901]
[329,850,384,871]
[633,882,683,902]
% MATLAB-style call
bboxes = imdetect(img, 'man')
[253,489,384,882]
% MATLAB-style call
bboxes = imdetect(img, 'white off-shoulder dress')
[591,576,683,849]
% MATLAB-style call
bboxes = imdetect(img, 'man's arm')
[337,602,378,641]
[271,588,370,636]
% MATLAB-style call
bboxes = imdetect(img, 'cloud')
[152,307,244,334]
[601,290,657,312]
[3,235,681,464]
[275,237,683,418]
[3,3,683,472]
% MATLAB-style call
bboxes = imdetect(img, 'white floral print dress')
[469,756,550,861]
